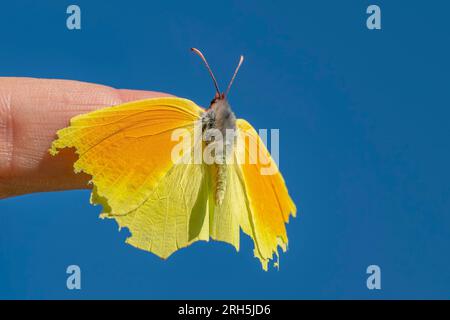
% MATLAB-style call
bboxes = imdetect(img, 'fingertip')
[0,77,174,198]
[117,89,173,103]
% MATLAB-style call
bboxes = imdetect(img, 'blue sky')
[1,1,449,299]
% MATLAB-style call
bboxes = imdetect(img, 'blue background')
[1,1,449,299]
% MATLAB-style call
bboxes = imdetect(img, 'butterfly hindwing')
[232,119,297,270]
[107,162,211,259]
[209,160,253,253]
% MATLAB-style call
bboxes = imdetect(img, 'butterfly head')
[210,91,224,106]
[209,92,233,115]
[191,48,244,109]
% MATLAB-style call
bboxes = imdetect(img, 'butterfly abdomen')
[216,163,226,205]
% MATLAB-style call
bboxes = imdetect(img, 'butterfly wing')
[50,97,212,258]
[213,119,296,270]
[209,160,253,253]
[108,161,212,258]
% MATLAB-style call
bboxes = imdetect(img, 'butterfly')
[50,48,296,270]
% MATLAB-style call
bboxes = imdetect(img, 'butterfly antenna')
[191,48,221,95]
[225,55,244,97]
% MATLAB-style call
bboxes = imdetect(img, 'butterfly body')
[202,98,237,204]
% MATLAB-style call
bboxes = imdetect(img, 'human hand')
[0,77,170,199]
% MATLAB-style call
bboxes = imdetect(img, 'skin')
[0,77,170,199]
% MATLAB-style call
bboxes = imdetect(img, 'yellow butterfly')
[50,48,296,270]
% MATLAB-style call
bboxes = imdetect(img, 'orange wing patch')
[235,119,297,270]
